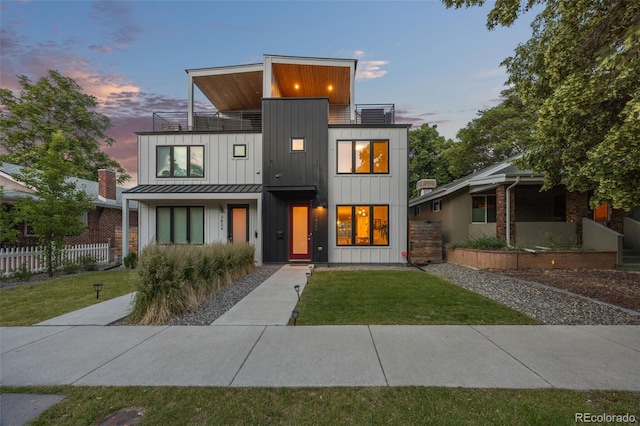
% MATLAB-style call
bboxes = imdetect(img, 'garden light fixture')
[292,309,299,326]
[93,283,104,299]
[294,284,300,301]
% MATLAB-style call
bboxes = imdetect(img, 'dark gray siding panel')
[262,98,329,263]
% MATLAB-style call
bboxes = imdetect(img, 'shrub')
[78,255,98,271]
[457,234,508,250]
[130,242,255,325]
[11,263,33,281]
[123,252,138,269]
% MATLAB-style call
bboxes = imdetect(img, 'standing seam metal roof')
[123,184,262,194]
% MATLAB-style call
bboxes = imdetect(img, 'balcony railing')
[152,104,395,132]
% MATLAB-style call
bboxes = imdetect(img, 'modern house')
[1,162,138,256]
[409,157,640,267]
[122,54,410,265]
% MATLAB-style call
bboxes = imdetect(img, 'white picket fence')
[0,243,111,277]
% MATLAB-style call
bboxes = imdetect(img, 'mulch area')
[497,269,640,312]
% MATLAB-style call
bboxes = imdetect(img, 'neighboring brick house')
[1,163,138,257]
[122,54,410,265]
[408,157,640,267]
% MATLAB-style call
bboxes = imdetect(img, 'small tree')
[12,131,95,276]
[0,188,19,243]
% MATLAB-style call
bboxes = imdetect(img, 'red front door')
[289,203,311,260]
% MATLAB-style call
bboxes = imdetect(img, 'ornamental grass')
[130,242,254,325]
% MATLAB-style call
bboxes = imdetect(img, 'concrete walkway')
[1,263,639,391]
[212,264,311,325]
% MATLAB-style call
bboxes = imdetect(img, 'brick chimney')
[98,169,117,200]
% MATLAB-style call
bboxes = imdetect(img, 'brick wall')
[115,226,138,257]
[445,248,616,270]
[409,220,443,264]
[98,169,117,200]
[566,191,590,245]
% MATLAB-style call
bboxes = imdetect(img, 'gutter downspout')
[506,176,521,247]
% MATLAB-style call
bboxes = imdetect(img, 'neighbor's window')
[291,138,305,152]
[233,144,247,158]
[472,195,496,223]
[432,200,441,212]
[336,205,389,246]
[156,206,204,244]
[337,140,389,174]
[156,146,204,178]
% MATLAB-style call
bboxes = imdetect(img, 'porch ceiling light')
[292,309,300,326]
[93,283,104,299]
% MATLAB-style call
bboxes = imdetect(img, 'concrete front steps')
[618,249,640,271]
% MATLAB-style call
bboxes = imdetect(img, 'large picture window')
[156,146,204,178]
[336,205,389,246]
[472,195,496,223]
[337,140,389,174]
[156,206,204,244]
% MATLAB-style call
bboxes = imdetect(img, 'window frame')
[336,139,389,174]
[336,204,390,246]
[291,137,306,152]
[233,144,247,158]
[471,195,497,224]
[156,206,204,245]
[156,145,205,178]
[432,200,442,212]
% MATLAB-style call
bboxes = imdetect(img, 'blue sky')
[1,0,539,184]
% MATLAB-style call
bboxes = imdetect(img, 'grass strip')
[0,270,136,326]
[293,270,539,325]
[1,386,638,425]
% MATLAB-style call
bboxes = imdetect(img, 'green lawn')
[1,386,638,425]
[292,270,538,325]
[0,270,137,326]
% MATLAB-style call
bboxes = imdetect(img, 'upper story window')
[337,140,389,174]
[291,138,305,152]
[432,200,442,212]
[472,195,496,223]
[156,146,204,178]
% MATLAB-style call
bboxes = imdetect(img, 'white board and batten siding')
[137,133,262,185]
[327,127,409,264]
[135,133,263,263]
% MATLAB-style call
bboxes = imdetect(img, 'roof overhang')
[187,55,356,112]
[122,184,262,201]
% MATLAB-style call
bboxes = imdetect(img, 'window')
[233,144,246,158]
[414,205,421,217]
[337,140,389,174]
[156,146,204,178]
[156,206,204,244]
[336,205,389,246]
[291,138,305,152]
[472,195,496,223]
[432,200,441,212]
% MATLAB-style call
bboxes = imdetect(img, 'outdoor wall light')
[93,283,104,299]
[294,284,300,301]
[292,309,300,326]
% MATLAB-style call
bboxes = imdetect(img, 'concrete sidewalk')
[1,325,638,389]
[36,292,136,326]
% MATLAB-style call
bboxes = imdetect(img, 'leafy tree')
[409,124,455,198]
[445,93,535,177]
[0,69,130,184]
[0,188,19,243]
[444,0,640,210]
[12,131,95,276]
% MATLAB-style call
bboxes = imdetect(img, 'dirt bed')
[497,269,640,312]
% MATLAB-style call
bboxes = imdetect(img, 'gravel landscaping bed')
[423,263,640,325]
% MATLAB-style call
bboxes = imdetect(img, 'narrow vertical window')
[337,141,353,173]
[372,141,389,173]
[336,206,353,245]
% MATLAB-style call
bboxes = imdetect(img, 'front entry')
[228,205,249,243]
[289,203,311,260]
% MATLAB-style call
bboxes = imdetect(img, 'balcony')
[151,104,395,132]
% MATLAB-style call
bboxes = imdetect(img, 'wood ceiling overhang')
[189,58,354,112]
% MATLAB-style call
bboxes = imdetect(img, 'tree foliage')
[0,70,130,184]
[11,131,95,276]
[444,0,640,210]
[0,187,19,243]
[409,124,455,198]
[445,93,535,177]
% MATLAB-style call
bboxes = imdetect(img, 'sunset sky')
[1,0,539,186]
